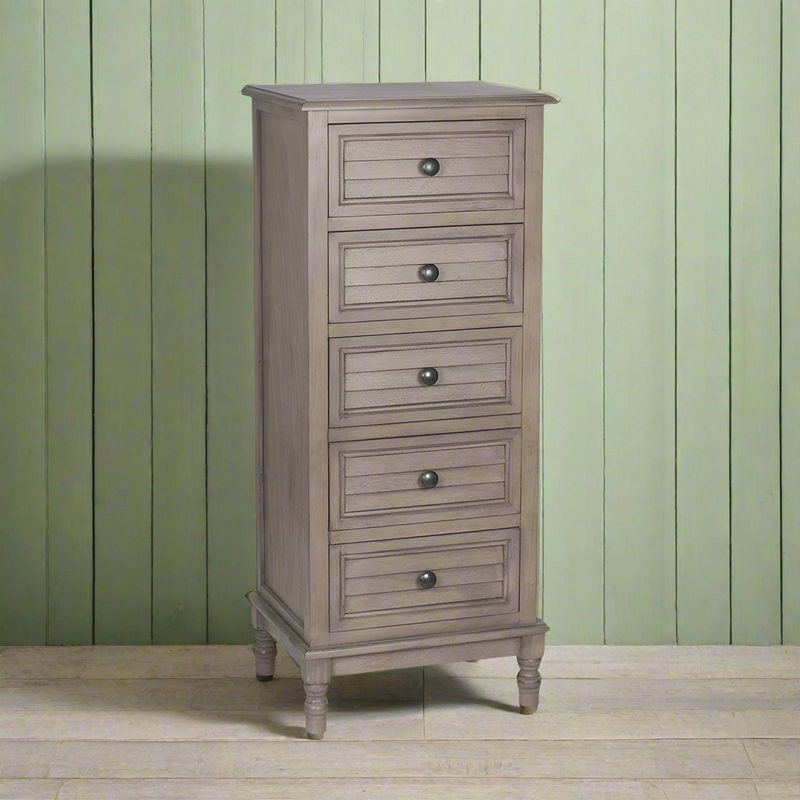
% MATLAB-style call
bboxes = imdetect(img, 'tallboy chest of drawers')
[243,81,558,739]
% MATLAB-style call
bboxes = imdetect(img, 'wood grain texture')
[204,0,274,644]
[321,0,378,83]
[675,0,731,646]
[379,0,425,83]
[730,0,782,645]
[151,0,207,645]
[257,108,309,632]
[330,328,522,428]
[480,0,539,90]
[92,0,152,645]
[604,0,676,645]
[330,529,520,633]
[783,0,800,646]
[0,0,46,646]
[540,0,605,645]
[425,0,479,81]
[329,429,520,532]
[43,0,93,645]
[329,120,524,217]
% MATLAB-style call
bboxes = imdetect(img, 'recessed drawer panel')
[329,120,525,217]
[329,328,522,428]
[329,429,521,531]
[330,528,520,633]
[329,224,523,323]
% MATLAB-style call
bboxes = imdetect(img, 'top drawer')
[329,120,525,217]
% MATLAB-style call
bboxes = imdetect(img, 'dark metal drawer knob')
[420,470,439,489]
[418,571,437,589]
[419,367,438,386]
[420,157,440,176]
[419,263,440,282]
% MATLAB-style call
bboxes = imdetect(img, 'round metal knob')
[418,571,437,589]
[420,157,440,176]
[419,264,439,282]
[418,367,439,386]
[420,470,439,489]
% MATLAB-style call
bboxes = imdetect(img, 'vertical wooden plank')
[0,0,46,645]
[674,0,731,645]
[425,0,479,81]
[151,0,207,644]
[92,0,152,644]
[783,0,800,645]
[379,0,425,82]
[321,0,378,83]
[604,0,676,645]
[276,0,305,83]
[730,0,782,646]
[205,0,274,644]
[305,0,322,83]
[480,0,539,90]
[539,0,605,644]
[44,0,93,645]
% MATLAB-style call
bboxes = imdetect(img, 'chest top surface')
[242,81,559,110]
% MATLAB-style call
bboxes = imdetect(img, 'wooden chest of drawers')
[243,81,558,739]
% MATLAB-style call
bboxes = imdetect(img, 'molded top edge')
[242,81,560,110]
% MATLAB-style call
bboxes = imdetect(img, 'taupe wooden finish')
[245,82,556,740]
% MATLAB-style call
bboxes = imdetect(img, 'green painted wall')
[0,0,797,646]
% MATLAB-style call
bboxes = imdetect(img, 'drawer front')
[330,429,521,531]
[330,529,520,633]
[329,224,523,323]
[329,328,522,428]
[329,120,525,217]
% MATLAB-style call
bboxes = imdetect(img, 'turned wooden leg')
[517,633,545,714]
[304,681,329,740]
[253,628,277,682]
[517,656,542,714]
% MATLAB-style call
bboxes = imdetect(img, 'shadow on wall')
[1,156,258,647]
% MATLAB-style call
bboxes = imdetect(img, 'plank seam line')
[201,0,210,646]
[673,0,679,647]
[601,0,607,647]
[149,0,155,647]
[727,0,733,647]
[42,0,49,646]
[778,0,784,645]
[89,0,97,648]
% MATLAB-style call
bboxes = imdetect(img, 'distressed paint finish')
[425,0,480,81]
[321,0,379,83]
[204,0,274,644]
[783,0,800,646]
[730,0,782,646]
[0,1,798,647]
[379,0,425,83]
[540,0,605,645]
[44,0,94,645]
[0,0,46,646]
[604,0,676,645]
[151,0,207,644]
[675,0,731,645]
[92,0,153,645]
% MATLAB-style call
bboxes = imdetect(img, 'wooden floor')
[0,646,798,799]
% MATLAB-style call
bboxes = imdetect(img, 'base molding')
[247,590,547,678]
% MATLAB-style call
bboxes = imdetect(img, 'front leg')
[304,681,329,740]
[253,628,277,682]
[517,633,545,714]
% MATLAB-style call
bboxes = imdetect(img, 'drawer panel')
[329,225,523,322]
[329,429,521,531]
[330,528,520,633]
[329,328,522,428]
[329,120,525,217]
